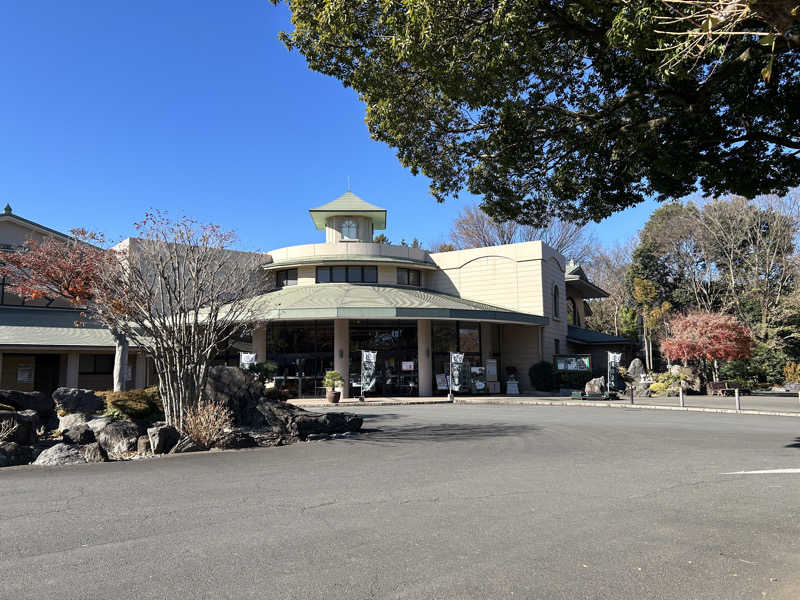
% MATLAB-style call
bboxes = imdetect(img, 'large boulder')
[256,400,363,439]
[0,442,35,467]
[0,390,53,420]
[62,424,96,445]
[95,419,141,455]
[86,416,113,435]
[627,358,645,382]
[52,388,105,415]
[81,442,108,463]
[213,430,258,450]
[0,409,39,445]
[58,412,91,432]
[204,366,265,427]
[169,435,204,454]
[584,377,606,395]
[33,443,85,466]
[147,424,180,454]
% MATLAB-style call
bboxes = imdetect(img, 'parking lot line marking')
[721,468,800,475]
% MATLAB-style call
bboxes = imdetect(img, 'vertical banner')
[361,350,377,393]
[607,351,623,391]
[450,352,465,392]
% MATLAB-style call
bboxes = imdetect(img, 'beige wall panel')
[500,325,541,392]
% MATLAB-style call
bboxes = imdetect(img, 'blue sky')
[0,1,656,252]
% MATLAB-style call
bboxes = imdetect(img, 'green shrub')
[263,387,290,402]
[322,370,344,390]
[247,361,280,383]
[649,382,669,395]
[558,371,594,390]
[100,387,163,420]
[529,361,554,391]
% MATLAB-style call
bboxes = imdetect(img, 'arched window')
[341,219,358,240]
[553,285,560,319]
[567,297,579,326]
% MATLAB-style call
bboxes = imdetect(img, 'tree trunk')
[112,331,129,392]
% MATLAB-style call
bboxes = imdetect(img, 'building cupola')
[309,191,387,243]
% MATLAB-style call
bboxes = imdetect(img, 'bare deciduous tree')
[584,241,634,336]
[698,193,799,339]
[94,212,266,430]
[448,204,594,262]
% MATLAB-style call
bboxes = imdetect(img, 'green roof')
[0,307,121,348]
[567,325,631,345]
[309,192,387,230]
[241,284,548,325]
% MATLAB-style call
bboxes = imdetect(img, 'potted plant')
[322,370,345,403]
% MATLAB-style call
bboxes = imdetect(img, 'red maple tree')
[661,311,753,381]
[0,230,131,391]
[0,229,107,306]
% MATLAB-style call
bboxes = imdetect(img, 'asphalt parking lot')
[2,404,799,599]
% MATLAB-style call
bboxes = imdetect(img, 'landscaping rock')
[584,377,606,395]
[59,412,91,432]
[213,430,257,450]
[81,442,108,463]
[627,358,645,382]
[204,366,266,427]
[33,443,85,466]
[291,411,363,439]
[169,435,204,454]
[0,409,39,445]
[95,419,140,454]
[137,435,151,455]
[0,442,35,467]
[306,433,330,441]
[62,424,96,445]
[86,416,113,435]
[147,424,180,454]
[52,387,105,415]
[0,390,53,420]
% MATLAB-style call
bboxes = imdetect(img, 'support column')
[417,319,432,397]
[333,319,350,398]
[66,352,79,388]
[135,353,147,389]
[253,324,267,362]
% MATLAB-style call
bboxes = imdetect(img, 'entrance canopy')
[243,284,549,326]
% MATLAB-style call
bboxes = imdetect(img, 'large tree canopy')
[273,0,800,224]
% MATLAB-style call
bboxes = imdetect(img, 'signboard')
[361,351,377,393]
[16,364,33,384]
[486,359,498,382]
[470,367,487,393]
[450,352,468,392]
[435,374,449,391]
[553,354,591,373]
[401,361,415,372]
[239,353,257,369]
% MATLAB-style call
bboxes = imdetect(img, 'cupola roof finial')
[3,203,11,215]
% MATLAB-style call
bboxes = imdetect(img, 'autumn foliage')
[661,311,753,364]
[0,229,108,305]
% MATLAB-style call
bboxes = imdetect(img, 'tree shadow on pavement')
[356,423,539,444]
[784,437,800,448]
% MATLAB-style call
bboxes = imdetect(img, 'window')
[554,338,560,355]
[363,266,378,283]
[316,267,331,283]
[317,265,379,284]
[567,297,579,326]
[341,219,358,240]
[79,354,114,375]
[347,266,362,283]
[553,285,560,319]
[397,268,421,287]
[276,269,297,287]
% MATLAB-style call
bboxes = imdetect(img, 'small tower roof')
[309,192,387,230]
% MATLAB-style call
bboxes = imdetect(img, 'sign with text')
[553,354,592,373]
